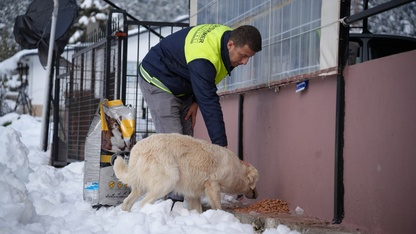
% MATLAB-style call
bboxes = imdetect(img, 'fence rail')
[51,11,189,164]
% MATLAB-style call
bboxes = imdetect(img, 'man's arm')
[188,59,228,147]
[184,102,198,128]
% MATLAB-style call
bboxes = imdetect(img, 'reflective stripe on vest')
[185,24,232,84]
[139,64,185,97]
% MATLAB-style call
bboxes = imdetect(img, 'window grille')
[192,0,339,92]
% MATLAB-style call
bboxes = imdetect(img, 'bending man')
[139,24,262,147]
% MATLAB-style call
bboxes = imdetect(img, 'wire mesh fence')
[53,11,188,163]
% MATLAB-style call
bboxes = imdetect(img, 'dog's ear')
[246,165,259,190]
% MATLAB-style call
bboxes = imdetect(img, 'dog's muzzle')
[245,188,258,199]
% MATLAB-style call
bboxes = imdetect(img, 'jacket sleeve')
[188,59,228,147]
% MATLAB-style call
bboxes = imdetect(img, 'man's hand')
[185,102,198,128]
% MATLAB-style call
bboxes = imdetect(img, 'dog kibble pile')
[232,199,290,214]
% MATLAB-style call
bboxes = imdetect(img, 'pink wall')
[242,79,338,221]
[343,50,416,234]
[195,76,338,221]
[194,50,416,233]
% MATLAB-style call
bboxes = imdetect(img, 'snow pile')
[0,113,299,234]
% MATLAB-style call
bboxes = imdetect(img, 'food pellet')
[232,199,290,213]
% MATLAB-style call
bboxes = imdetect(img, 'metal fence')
[122,19,189,141]
[51,10,188,165]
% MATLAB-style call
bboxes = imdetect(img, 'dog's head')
[109,118,120,130]
[241,160,259,199]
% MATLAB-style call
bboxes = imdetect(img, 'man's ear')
[227,40,234,49]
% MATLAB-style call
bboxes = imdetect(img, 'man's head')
[228,25,262,67]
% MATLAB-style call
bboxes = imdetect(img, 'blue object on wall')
[296,80,308,93]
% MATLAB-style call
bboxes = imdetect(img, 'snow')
[80,0,108,11]
[0,113,299,234]
[0,49,37,76]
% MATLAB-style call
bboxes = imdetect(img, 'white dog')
[113,133,259,213]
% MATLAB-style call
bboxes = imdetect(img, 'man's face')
[227,40,256,67]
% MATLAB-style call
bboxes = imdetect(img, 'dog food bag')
[83,99,135,207]
[83,108,101,205]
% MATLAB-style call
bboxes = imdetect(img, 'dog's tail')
[113,156,129,184]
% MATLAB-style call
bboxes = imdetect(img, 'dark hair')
[229,25,262,52]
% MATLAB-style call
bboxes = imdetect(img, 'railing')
[51,10,188,164]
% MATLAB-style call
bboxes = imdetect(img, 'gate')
[51,10,188,165]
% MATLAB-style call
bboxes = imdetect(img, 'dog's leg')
[139,183,173,208]
[204,181,222,210]
[121,186,144,211]
[139,167,178,208]
[139,192,165,208]
[186,197,203,213]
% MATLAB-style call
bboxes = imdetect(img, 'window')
[191,0,337,92]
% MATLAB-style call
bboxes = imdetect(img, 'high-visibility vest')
[185,24,232,84]
[139,64,186,97]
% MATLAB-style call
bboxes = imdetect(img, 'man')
[139,24,262,147]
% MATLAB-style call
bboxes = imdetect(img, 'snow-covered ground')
[0,113,299,234]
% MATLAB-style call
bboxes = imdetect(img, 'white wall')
[0,48,76,116]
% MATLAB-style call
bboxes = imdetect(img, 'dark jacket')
[141,26,233,146]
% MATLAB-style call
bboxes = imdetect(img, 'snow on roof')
[0,49,38,76]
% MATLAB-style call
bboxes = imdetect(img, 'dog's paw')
[121,203,130,212]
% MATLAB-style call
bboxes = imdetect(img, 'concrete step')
[221,203,362,234]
